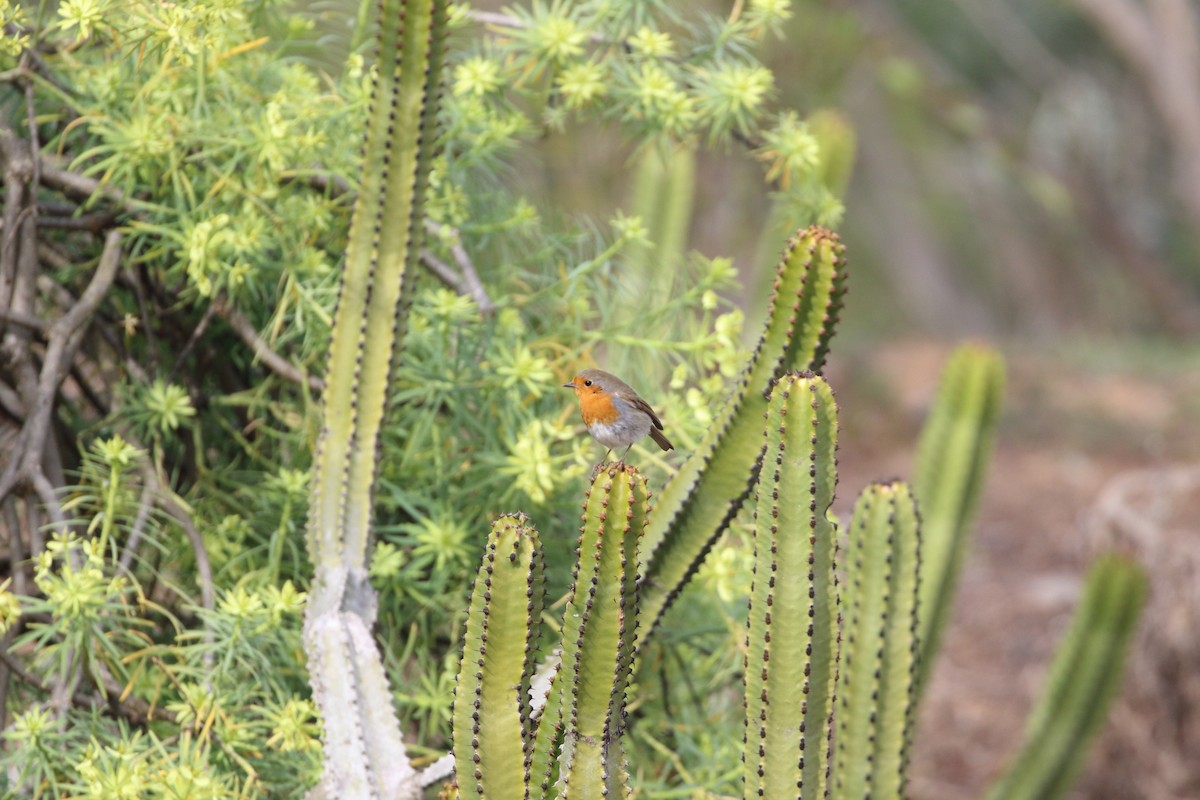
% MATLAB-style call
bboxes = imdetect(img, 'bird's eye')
[584,380,592,386]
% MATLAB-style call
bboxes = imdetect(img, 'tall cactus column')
[913,344,1003,689]
[744,373,840,799]
[638,227,847,652]
[302,0,451,797]
[833,481,921,800]
[453,466,649,799]
[532,464,646,798]
[452,515,545,800]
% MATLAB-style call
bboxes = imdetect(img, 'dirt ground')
[827,340,1200,800]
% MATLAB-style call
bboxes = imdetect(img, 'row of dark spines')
[745,374,840,796]
[635,226,847,628]
[834,482,920,798]
[308,0,451,560]
[555,467,645,793]
[454,512,543,797]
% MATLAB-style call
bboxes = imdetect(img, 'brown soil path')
[828,340,1200,800]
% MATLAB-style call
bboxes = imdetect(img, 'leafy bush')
[0,0,847,795]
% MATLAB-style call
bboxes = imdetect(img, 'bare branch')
[166,300,218,386]
[212,296,324,392]
[287,169,496,313]
[37,158,138,213]
[0,125,33,321]
[151,469,215,614]
[0,305,47,334]
[467,9,525,28]
[36,210,118,233]
[0,231,123,515]
[424,219,495,314]
[418,248,467,292]
[0,379,21,419]
[0,639,176,726]
[23,56,40,203]
[118,480,156,574]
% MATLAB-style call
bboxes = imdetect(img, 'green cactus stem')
[744,373,840,800]
[452,514,545,800]
[833,481,921,800]
[913,343,1004,691]
[301,0,451,797]
[307,0,449,602]
[638,226,847,652]
[530,464,647,799]
[983,555,1146,800]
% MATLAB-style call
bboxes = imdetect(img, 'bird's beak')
[561,381,575,388]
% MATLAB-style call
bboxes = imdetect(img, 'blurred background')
[472,0,1200,795]
[16,0,1193,794]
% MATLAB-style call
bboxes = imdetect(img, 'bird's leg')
[617,444,633,466]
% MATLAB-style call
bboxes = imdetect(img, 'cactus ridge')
[305,0,394,566]
[342,0,450,570]
[833,481,920,800]
[983,555,1146,800]
[308,614,374,793]
[913,344,1004,690]
[452,514,544,800]
[744,373,839,800]
[552,465,644,796]
[303,1,451,795]
[638,229,847,653]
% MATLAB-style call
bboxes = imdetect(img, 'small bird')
[562,368,674,464]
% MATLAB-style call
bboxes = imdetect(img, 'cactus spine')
[638,227,847,650]
[984,555,1146,800]
[913,343,1004,690]
[452,515,545,800]
[833,481,921,800]
[457,466,648,799]
[744,373,840,799]
[555,465,644,797]
[302,0,450,797]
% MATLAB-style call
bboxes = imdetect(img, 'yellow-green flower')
[628,26,674,58]
[495,345,555,398]
[557,61,607,109]
[756,111,821,188]
[58,0,109,39]
[267,698,321,752]
[697,540,753,603]
[454,56,504,97]
[0,579,20,635]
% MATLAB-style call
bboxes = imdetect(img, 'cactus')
[440,223,1140,800]
[744,373,840,799]
[613,146,697,383]
[455,465,648,799]
[833,481,921,800]
[301,0,450,797]
[912,343,1004,691]
[637,226,847,650]
[983,555,1147,800]
[452,514,545,800]
[808,109,857,200]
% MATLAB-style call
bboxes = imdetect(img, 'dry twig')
[289,169,496,312]
[0,231,123,524]
[212,296,324,392]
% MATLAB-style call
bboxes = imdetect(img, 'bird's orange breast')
[579,391,620,426]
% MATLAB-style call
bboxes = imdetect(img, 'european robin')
[562,369,674,464]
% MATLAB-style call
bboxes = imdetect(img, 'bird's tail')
[649,428,673,451]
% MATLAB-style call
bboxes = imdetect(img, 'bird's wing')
[628,395,665,431]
